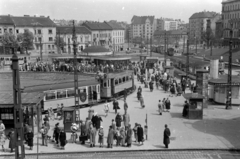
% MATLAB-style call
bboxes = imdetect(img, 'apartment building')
[189,11,221,44]
[131,15,157,43]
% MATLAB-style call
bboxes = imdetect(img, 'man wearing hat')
[53,123,60,145]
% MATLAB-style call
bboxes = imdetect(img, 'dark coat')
[137,127,144,142]
[113,100,119,110]
[163,128,171,145]
[165,100,171,110]
[149,82,154,90]
[8,131,15,149]
[115,114,122,127]
[26,132,34,147]
[91,115,98,127]
[95,116,102,129]
[126,128,132,144]
[59,131,66,147]
[107,129,114,144]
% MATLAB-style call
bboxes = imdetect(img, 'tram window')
[123,77,126,82]
[104,82,107,87]
[67,89,75,97]
[126,76,129,81]
[108,80,110,87]
[79,88,86,93]
[115,79,119,85]
[45,92,56,100]
[100,79,103,88]
[0,108,14,119]
[119,78,122,84]
[57,90,66,99]
[97,85,100,92]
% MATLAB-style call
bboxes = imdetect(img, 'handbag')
[79,135,88,142]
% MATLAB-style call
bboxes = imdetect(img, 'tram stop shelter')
[0,92,44,133]
[183,93,204,120]
[62,107,78,133]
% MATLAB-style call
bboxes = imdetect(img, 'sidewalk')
[1,76,240,156]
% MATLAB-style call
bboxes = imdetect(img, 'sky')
[0,0,222,23]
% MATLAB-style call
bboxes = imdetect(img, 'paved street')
[1,74,240,156]
[1,150,240,159]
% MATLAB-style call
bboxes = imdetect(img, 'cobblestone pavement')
[1,150,240,159]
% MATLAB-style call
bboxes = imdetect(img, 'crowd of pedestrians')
[18,59,135,74]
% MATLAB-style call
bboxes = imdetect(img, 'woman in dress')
[0,131,7,152]
[120,127,126,147]
[26,128,34,150]
[98,126,104,147]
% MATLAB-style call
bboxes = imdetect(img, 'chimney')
[47,16,50,18]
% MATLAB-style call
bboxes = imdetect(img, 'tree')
[54,36,66,53]
[202,27,215,49]
[17,30,34,54]
[1,31,19,54]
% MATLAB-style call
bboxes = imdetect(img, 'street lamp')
[164,30,167,66]
[186,32,190,79]
[195,35,197,54]
[222,23,233,110]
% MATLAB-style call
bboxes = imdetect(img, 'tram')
[51,56,91,64]
[23,80,101,110]
[93,56,131,66]
[96,70,134,99]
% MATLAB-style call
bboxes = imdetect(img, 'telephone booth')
[183,93,204,119]
[164,66,174,77]
[63,107,76,132]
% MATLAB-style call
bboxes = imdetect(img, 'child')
[70,123,78,143]
[104,101,109,117]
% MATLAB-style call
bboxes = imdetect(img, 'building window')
[38,29,41,34]
[0,28,2,34]
[49,37,53,41]
[38,37,42,42]
[16,29,19,34]
[48,45,51,49]
[52,45,54,49]
[4,28,7,33]
[48,29,52,34]
[9,28,13,33]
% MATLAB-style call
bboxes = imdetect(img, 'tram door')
[111,78,115,97]
[88,86,92,102]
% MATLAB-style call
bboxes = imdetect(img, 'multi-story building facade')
[131,15,157,43]
[0,15,56,55]
[189,11,221,44]
[56,26,91,54]
[215,19,223,46]
[106,21,125,51]
[82,21,113,47]
[154,30,188,47]
[222,0,240,47]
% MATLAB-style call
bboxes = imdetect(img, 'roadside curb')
[1,148,240,157]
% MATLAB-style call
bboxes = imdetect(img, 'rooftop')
[189,11,219,19]
[106,21,124,30]
[11,16,56,27]
[82,46,111,53]
[0,15,14,25]
[131,15,155,25]
[0,72,95,93]
[56,26,91,34]
[0,92,44,105]
[82,21,112,30]
[154,30,187,36]
[209,75,240,85]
